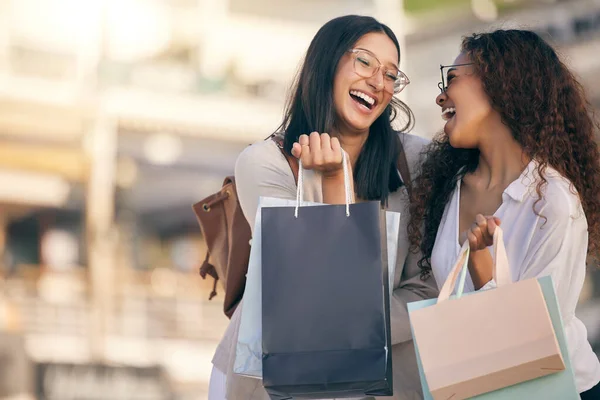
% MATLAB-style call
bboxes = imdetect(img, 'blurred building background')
[0,0,598,399]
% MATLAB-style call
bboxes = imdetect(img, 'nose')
[366,68,384,91]
[436,91,447,107]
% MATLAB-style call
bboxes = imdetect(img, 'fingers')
[317,132,329,164]
[467,230,479,250]
[298,134,310,159]
[330,137,342,159]
[291,142,302,159]
[309,131,321,153]
[320,134,340,164]
[298,133,313,167]
[475,214,487,229]
[298,133,310,147]
[326,136,343,164]
[482,215,500,235]
[303,132,321,167]
[483,215,501,225]
[293,132,343,172]
[477,214,493,245]
[469,217,486,251]
[487,217,498,236]
[468,214,501,251]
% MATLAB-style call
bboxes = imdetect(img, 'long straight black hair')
[280,15,415,205]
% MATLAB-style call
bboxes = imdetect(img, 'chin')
[353,122,372,131]
[346,116,373,132]
[447,134,476,150]
[445,129,464,149]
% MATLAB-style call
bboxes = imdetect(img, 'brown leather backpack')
[193,136,298,318]
[193,135,412,319]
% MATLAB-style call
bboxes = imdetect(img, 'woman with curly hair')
[408,29,600,397]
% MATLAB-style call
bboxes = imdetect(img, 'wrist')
[321,167,345,181]
[468,248,491,266]
[468,249,494,289]
[469,248,488,257]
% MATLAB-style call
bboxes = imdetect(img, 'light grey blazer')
[211,132,438,400]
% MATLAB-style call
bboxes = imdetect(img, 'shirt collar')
[502,159,538,203]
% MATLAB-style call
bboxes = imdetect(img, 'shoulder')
[530,166,584,221]
[398,132,430,151]
[234,138,298,226]
[235,138,280,165]
[234,138,289,176]
[397,132,430,178]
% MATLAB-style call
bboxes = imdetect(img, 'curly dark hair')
[408,29,600,278]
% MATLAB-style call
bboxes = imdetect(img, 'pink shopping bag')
[409,227,565,400]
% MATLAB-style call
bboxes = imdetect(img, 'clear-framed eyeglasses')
[348,48,410,94]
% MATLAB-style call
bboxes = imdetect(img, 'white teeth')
[350,90,375,106]
[442,107,456,121]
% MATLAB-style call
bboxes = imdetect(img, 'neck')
[474,121,530,190]
[331,127,369,167]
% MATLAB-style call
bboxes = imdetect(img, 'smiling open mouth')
[442,107,456,121]
[350,90,376,110]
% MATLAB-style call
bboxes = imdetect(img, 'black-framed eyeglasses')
[438,62,474,93]
[348,48,410,94]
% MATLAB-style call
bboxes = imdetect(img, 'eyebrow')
[355,47,399,69]
[445,69,455,81]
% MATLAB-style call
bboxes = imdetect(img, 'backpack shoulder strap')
[396,139,413,198]
[270,135,299,185]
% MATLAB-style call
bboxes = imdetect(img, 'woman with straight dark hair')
[408,29,600,398]
[208,15,437,400]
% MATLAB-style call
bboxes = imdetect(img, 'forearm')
[468,249,493,290]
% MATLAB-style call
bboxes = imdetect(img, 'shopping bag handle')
[295,149,353,218]
[438,226,511,303]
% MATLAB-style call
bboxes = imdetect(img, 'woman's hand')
[461,214,502,289]
[291,131,353,204]
[291,132,345,179]
[463,214,501,251]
